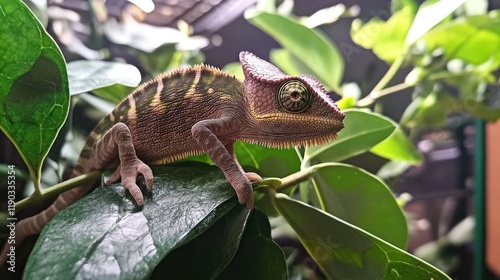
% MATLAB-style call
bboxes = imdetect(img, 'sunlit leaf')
[422,10,500,65]
[406,0,466,44]
[351,6,415,63]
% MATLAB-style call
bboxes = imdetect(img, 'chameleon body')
[1,52,344,262]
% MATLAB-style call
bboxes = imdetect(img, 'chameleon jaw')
[238,132,337,149]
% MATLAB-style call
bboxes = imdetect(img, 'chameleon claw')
[244,172,262,182]
[104,159,154,206]
[233,177,255,210]
[105,166,122,185]
[137,163,154,191]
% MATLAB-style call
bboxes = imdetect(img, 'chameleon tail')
[0,183,94,264]
[0,128,101,265]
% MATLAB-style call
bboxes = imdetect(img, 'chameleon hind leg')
[99,123,154,206]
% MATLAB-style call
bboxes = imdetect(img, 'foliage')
[0,0,69,191]
[4,0,499,278]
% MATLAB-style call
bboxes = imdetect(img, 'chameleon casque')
[1,51,344,262]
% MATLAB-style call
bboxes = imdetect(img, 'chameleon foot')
[105,159,154,206]
[232,176,255,210]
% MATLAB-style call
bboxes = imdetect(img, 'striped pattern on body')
[11,65,247,248]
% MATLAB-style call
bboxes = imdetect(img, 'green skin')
[1,52,344,263]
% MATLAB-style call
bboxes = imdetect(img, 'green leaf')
[67,60,141,101]
[400,90,452,129]
[25,164,241,279]
[310,163,408,249]
[217,210,288,280]
[350,6,415,63]
[235,142,300,177]
[401,89,500,128]
[269,48,303,77]
[422,10,500,65]
[406,0,466,44]
[0,0,69,188]
[152,204,250,279]
[303,109,396,165]
[377,160,412,180]
[187,141,301,178]
[92,84,135,104]
[247,11,344,91]
[370,125,422,164]
[270,192,451,280]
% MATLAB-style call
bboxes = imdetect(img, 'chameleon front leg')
[191,118,255,209]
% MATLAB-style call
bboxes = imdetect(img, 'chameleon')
[1,51,344,263]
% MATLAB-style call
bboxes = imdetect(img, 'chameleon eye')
[277,80,313,113]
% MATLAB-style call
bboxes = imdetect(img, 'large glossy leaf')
[247,11,344,91]
[0,0,69,188]
[422,10,500,65]
[303,109,396,166]
[152,204,250,279]
[217,210,288,280]
[270,192,451,280]
[309,163,408,249]
[25,164,241,279]
[67,60,141,103]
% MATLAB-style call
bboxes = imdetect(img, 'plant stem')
[357,50,407,107]
[357,82,415,106]
[311,178,327,211]
[16,170,103,213]
[356,62,473,107]
[374,51,407,92]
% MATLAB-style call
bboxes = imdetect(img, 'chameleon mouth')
[242,131,340,150]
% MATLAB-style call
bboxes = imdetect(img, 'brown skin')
[0,52,344,264]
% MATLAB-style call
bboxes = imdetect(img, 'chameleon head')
[239,51,345,149]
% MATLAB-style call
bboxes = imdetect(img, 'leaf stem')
[16,170,103,213]
[311,178,327,211]
[356,59,476,107]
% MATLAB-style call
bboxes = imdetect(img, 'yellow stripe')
[184,68,202,99]
[150,78,164,109]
